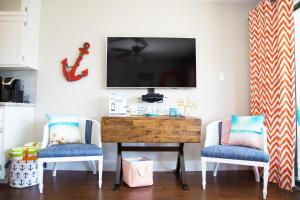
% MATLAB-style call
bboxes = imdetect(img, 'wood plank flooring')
[0,171,299,200]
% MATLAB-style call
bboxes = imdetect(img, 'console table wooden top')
[101,115,202,143]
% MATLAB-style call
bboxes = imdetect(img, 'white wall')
[36,0,252,171]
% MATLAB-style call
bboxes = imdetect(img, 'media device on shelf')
[142,88,164,103]
[106,37,196,103]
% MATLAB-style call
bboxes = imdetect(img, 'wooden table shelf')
[102,116,201,143]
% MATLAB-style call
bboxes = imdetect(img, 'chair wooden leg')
[38,160,44,193]
[201,159,207,190]
[263,164,269,199]
[52,162,57,177]
[213,163,219,177]
[253,166,260,182]
[98,157,103,188]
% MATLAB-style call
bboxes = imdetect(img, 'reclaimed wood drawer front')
[101,116,202,143]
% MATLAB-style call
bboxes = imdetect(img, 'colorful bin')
[9,147,25,161]
[8,142,41,188]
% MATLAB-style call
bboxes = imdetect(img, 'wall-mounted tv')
[106,37,196,88]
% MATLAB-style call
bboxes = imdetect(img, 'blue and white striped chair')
[37,118,103,193]
[201,120,270,199]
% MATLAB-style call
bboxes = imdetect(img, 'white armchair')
[201,120,269,199]
[37,118,103,193]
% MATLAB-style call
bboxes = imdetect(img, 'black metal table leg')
[175,152,180,176]
[179,143,189,190]
[113,143,122,191]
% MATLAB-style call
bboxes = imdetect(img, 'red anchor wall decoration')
[61,42,90,82]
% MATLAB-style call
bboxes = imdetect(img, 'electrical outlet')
[219,73,225,81]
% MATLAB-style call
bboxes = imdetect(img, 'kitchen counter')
[0,102,36,107]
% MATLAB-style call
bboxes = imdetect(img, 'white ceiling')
[154,0,299,5]
[202,0,256,4]
[198,0,299,4]
[173,0,257,5]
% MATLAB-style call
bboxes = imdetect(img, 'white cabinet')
[0,15,26,66]
[0,0,41,70]
[0,104,35,180]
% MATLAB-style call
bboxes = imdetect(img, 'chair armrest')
[263,126,269,155]
[41,123,50,149]
[204,120,221,147]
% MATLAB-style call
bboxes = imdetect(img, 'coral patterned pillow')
[227,115,264,150]
[221,118,231,145]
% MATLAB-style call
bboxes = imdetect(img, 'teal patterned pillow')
[228,115,265,150]
[46,114,82,146]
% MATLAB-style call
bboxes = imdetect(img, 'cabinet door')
[0,15,25,66]
[0,108,3,179]
[0,0,23,12]
[0,122,3,180]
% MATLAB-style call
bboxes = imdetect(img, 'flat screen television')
[106,37,196,88]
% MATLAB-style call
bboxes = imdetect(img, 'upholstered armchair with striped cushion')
[201,121,269,199]
[37,118,103,193]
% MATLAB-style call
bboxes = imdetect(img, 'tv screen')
[106,37,196,88]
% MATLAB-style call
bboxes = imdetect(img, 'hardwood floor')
[0,171,299,200]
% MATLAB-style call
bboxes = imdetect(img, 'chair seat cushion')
[38,144,103,158]
[201,145,269,162]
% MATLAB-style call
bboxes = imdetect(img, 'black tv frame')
[106,37,197,89]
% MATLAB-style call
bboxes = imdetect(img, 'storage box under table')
[122,157,153,187]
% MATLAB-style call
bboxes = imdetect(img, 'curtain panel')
[249,0,296,190]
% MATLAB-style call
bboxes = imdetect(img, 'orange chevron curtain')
[249,0,296,190]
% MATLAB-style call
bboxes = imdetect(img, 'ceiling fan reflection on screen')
[111,38,148,58]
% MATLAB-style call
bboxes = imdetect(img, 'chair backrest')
[42,117,101,148]
[78,118,102,147]
[205,120,268,154]
[204,120,221,148]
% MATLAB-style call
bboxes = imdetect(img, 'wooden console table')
[101,116,202,190]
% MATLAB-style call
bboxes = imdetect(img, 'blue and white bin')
[9,160,39,188]
[8,143,41,188]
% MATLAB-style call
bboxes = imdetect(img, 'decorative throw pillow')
[221,118,231,145]
[46,114,82,146]
[227,115,264,150]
